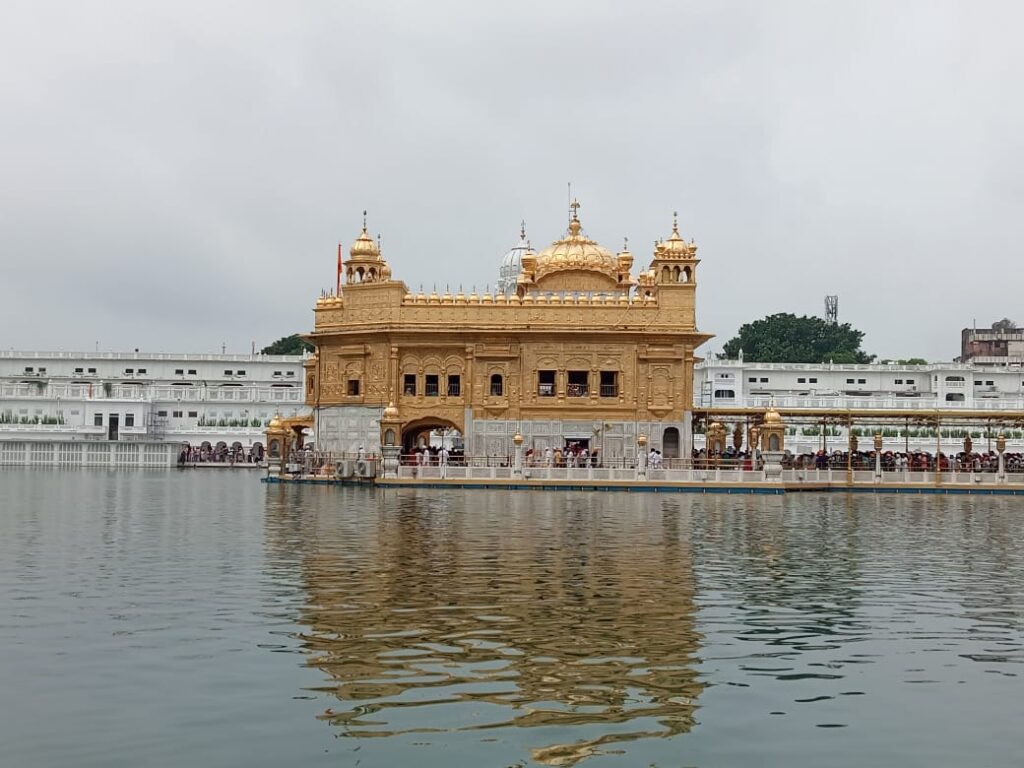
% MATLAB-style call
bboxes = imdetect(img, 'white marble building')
[0,350,310,456]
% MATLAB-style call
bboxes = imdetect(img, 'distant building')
[959,324,1024,366]
[695,354,1024,410]
[0,351,309,453]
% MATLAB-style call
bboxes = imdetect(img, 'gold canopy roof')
[656,212,697,259]
[349,212,381,261]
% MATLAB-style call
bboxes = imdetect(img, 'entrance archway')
[400,417,464,457]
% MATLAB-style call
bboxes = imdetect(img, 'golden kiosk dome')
[657,212,697,259]
[350,227,380,261]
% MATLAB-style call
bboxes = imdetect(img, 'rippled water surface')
[2,470,1023,767]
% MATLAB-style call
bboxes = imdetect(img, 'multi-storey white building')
[694,354,1024,411]
[0,351,309,464]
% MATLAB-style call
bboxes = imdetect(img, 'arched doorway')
[663,427,681,459]
[400,417,464,458]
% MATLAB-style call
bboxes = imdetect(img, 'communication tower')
[825,295,838,324]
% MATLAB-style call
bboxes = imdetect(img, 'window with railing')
[403,374,417,396]
[567,371,589,397]
[425,375,439,396]
[448,375,461,397]
[538,370,555,397]
[490,373,503,396]
[600,370,618,397]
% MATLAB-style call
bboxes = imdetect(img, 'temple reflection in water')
[265,487,704,765]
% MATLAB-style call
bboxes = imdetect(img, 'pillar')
[636,433,648,480]
[996,432,1007,484]
[512,432,524,478]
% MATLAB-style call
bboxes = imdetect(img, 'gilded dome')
[350,227,380,261]
[349,212,380,261]
[658,212,696,259]
[533,202,618,286]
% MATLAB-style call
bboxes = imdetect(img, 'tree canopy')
[992,317,1019,332]
[721,313,875,364]
[261,334,313,355]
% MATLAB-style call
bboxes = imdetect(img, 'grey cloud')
[1,0,1020,359]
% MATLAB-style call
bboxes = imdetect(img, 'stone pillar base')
[381,446,401,479]
[763,451,784,482]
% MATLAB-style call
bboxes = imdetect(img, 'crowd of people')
[177,443,264,465]
[784,449,1024,473]
[525,443,602,468]
[401,445,465,466]
[688,446,1023,473]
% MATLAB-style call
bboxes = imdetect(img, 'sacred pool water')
[1,470,1021,767]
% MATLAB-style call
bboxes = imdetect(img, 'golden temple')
[303,202,712,460]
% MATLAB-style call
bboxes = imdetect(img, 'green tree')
[722,313,874,363]
[261,334,313,355]
[992,317,1018,332]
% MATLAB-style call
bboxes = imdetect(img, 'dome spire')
[568,198,582,237]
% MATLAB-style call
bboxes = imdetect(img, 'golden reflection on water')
[267,488,703,766]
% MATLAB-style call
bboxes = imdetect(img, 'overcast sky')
[2,1,1021,361]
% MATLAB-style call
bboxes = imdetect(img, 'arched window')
[672,266,681,282]
[714,389,736,399]
[490,373,504,396]
[682,266,691,283]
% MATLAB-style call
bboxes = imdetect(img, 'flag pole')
[336,242,343,295]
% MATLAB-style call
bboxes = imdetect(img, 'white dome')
[497,224,531,296]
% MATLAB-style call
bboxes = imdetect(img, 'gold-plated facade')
[306,205,712,457]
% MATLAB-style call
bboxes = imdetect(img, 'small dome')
[350,227,380,260]
[349,212,380,261]
[659,212,696,258]
[268,414,283,429]
[382,402,399,420]
[763,407,783,424]
[497,222,531,296]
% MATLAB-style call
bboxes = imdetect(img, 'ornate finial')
[672,211,680,235]
[568,199,582,236]
[520,219,526,240]
[623,236,629,251]
[362,209,368,232]
[376,233,382,253]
